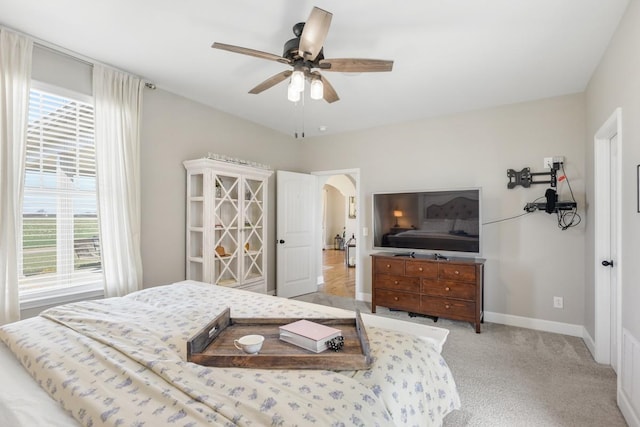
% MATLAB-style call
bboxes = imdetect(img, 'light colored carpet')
[291,292,627,427]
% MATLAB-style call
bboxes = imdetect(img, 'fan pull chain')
[293,96,299,138]
[293,91,305,138]
[301,90,305,138]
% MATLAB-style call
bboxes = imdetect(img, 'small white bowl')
[234,334,264,354]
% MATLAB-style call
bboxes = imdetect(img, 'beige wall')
[585,0,640,343]
[301,94,587,326]
[139,88,301,290]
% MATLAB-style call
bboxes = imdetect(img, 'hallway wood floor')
[318,249,355,298]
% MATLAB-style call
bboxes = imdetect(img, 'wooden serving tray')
[187,308,372,370]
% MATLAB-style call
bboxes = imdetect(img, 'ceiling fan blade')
[248,70,292,94]
[318,58,394,73]
[299,7,332,61]
[311,72,339,103]
[212,42,291,65]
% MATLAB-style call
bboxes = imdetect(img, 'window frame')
[19,80,104,309]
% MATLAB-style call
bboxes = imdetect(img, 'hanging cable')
[483,195,545,226]
[555,163,581,230]
[482,211,533,226]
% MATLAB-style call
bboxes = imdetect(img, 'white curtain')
[0,30,32,325]
[93,65,144,297]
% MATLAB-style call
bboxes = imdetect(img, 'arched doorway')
[315,171,359,298]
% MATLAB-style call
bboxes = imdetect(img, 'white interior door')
[608,135,619,372]
[276,170,317,298]
[593,108,622,373]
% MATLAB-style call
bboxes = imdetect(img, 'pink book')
[279,319,341,341]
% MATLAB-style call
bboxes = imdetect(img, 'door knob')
[601,260,614,267]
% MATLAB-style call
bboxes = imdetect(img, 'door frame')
[312,168,362,299]
[593,108,622,368]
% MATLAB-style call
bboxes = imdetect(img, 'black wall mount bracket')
[507,162,577,214]
[507,162,561,189]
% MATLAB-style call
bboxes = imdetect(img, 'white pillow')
[421,219,453,233]
[454,219,479,236]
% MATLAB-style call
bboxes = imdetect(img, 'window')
[19,84,104,302]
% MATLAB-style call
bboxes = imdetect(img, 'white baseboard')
[582,328,597,360]
[321,291,587,339]
[620,388,640,427]
[357,298,582,337]
[621,328,640,427]
[484,311,583,337]
[357,291,371,303]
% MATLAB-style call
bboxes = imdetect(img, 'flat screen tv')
[372,188,482,257]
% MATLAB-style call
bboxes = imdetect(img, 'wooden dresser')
[371,253,485,333]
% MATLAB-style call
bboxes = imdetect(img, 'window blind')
[20,87,104,295]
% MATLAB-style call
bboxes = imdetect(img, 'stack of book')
[279,319,342,353]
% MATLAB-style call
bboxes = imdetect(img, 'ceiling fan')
[212,6,393,103]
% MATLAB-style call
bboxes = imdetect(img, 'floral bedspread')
[0,281,459,426]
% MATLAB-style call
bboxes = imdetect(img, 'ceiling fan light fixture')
[212,7,393,105]
[290,70,305,93]
[310,78,324,100]
[287,82,301,102]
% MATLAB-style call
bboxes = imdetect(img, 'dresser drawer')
[422,279,476,300]
[374,258,405,275]
[376,289,421,312]
[438,264,476,282]
[375,274,420,292]
[421,296,475,321]
[405,261,438,278]
[371,253,484,332]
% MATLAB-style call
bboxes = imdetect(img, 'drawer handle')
[394,280,399,285]
[394,296,399,301]
[418,267,423,272]
[445,304,451,309]
[386,264,391,268]
[454,270,460,275]
[445,287,450,291]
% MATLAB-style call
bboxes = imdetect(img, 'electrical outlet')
[553,296,564,309]
[544,156,565,169]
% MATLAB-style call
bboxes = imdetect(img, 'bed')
[0,280,460,426]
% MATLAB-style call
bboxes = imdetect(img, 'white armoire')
[184,158,272,293]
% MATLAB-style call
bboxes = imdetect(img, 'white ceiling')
[0,0,630,138]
